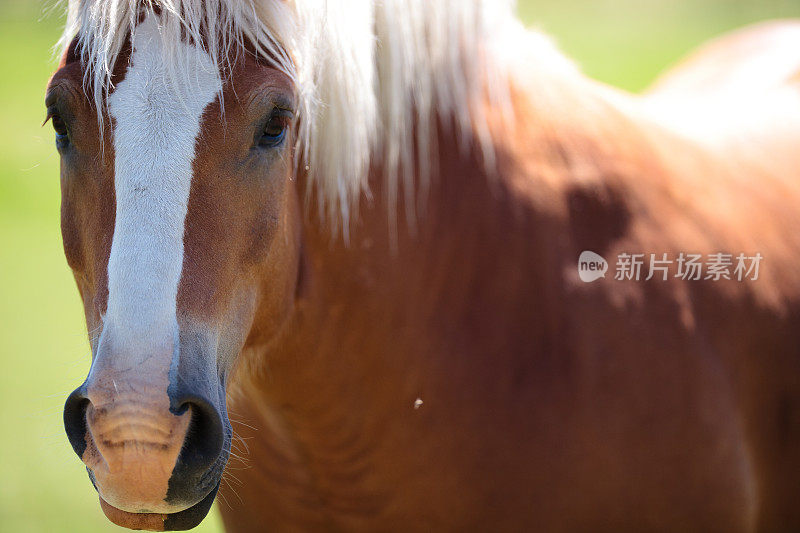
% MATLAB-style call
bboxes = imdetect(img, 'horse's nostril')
[63,384,90,458]
[165,393,226,507]
[173,396,224,474]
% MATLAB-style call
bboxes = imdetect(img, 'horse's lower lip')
[99,498,170,531]
[98,483,220,531]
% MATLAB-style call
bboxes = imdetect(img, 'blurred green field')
[0,0,798,531]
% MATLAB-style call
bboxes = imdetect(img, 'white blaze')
[106,14,222,353]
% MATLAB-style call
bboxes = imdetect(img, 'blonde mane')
[59,0,550,233]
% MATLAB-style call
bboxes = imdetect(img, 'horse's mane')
[60,0,562,233]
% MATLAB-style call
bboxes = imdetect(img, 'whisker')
[216,485,233,510]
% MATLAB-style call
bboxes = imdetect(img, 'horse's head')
[49,12,301,530]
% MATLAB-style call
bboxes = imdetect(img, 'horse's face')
[48,16,300,531]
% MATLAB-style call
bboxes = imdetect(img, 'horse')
[46,0,800,530]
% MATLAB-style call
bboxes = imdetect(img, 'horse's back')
[641,21,800,160]
[638,19,800,213]
[646,20,800,100]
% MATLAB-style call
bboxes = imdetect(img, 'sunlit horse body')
[47,0,800,530]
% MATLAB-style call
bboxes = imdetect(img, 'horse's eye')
[52,114,68,136]
[259,109,292,148]
[46,107,70,149]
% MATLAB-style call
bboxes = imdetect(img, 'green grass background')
[1,0,798,531]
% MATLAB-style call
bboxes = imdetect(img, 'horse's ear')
[59,37,81,68]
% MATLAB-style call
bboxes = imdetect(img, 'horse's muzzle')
[63,358,229,531]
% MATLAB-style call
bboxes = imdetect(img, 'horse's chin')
[98,484,220,531]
